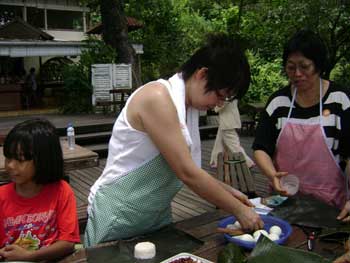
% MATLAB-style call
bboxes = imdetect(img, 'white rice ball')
[268,233,280,241]
[233,220,241,229]
[234,234,255,242]
[269,225,282,236]
[226,223,239,230]
[253,229,269,241]
[134,241,156,259]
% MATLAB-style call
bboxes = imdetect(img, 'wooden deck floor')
[69,137,269,224]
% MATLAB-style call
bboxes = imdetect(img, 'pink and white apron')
[274,79,347,209]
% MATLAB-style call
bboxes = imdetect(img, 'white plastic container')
[280,174,299,195]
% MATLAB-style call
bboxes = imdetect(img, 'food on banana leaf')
[217,235,332,263]
[235,234,255,242]
[269,225,282,236]
[268,233,279,241]
[253,230,269,241]
[248,235,331,263]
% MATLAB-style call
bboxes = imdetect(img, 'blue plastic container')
[218,215,293,250]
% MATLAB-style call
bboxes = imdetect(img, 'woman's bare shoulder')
[139,81,169,98]
[131,81,172,107]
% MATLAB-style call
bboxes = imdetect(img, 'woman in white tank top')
[84,33,264,247]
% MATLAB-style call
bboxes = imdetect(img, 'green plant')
[244,52,288,104]
[330,59,350,88]
[60,64,92,113]
[60,38,117,113]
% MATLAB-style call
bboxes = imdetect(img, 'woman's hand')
[229,188,254,207]
[271,171,289,196]
[235,204,264,231]
[254,150,288,195]
[337,201,350,222]
[0,244,34,261]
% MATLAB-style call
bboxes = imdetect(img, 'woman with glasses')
[253,29,350,220]
[84,33,263,247]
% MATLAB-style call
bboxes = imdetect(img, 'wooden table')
[59,209,344,263]
[0,140,99,181]
[0,83,23,111]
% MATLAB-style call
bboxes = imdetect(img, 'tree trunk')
[99,0,142,88]
[236,0,244,31]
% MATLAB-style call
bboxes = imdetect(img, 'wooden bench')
[95,88,132,114]
[217,151,257,198]
[240,114,256,136]
[77,203,88,233]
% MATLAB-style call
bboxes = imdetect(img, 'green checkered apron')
[84,154,183,247]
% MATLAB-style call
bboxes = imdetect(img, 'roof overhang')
[0,40,84,57]
[0,40,143,57]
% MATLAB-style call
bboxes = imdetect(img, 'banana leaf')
[269,194,350,243]
[217,243,245,263]
[216,236,332,263]
[270,194,342,229]
[86,225,203,263]
[319,224,350,242]
[247,236,331,263]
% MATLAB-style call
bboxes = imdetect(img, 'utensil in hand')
[216,227,246,236]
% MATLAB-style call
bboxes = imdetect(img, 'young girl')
[0,118,80,262]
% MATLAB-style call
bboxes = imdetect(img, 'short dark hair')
[282,29,328,75]
[3,118,64,184]
[180,33,251,99]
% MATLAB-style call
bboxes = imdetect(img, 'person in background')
[25,67,38,107]
[84,33,263,247]
[210,99,255,168]
[252,29,350,219]
[0,119,80,262]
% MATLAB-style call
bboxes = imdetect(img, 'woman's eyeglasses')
[215,90,237,102]
[285,62,314,74]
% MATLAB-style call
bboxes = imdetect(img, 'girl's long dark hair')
[4,118,64,184]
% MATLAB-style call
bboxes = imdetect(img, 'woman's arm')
[253,150,288,195]
[128,82,263,231]
[252,98,288,195]
[218,180,254,207]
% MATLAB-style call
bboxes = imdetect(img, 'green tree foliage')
[124,0,185,82]
[124,0,246,82]
[60,64,92,113]
[245,52,288,104]
[79,0,349,108]
[241,0,350,79]
[330,58,350,87]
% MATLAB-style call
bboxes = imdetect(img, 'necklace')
[294,79,327,108]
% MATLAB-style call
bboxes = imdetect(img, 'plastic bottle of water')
[67,123,75,150]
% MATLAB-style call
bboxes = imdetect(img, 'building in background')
[0,0,143,111]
